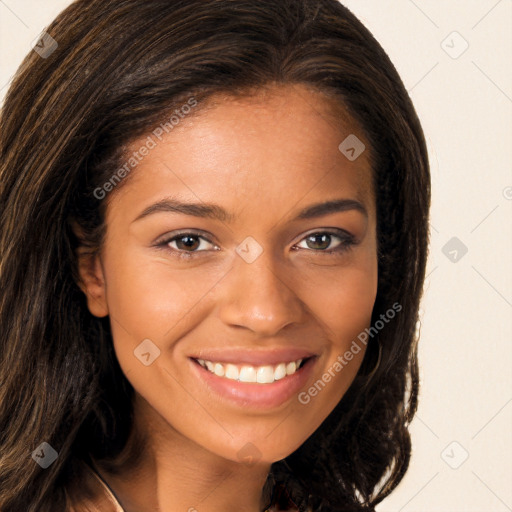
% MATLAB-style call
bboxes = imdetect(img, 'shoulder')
[65,459,124,512]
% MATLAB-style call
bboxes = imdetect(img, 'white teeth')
[286,361,297,375]
[214,363,225,377]
[196,358,305,384]
[239,366,257,383]
[224,364,239,380]
[274,363,287,381]
[257,366,275,384]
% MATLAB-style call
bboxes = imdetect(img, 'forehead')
[107,84,375,223]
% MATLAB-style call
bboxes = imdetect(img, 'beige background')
[1,1,511,511]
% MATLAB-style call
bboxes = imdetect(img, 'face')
[79,84,378,465]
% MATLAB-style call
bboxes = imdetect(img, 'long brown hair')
[0,1,430,510]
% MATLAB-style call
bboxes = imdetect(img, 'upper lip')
[189,347,317,366]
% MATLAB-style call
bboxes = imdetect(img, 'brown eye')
[157,231,219,259]
[304,233,334,250]
[295,230,356,255]
[174,235,202,251]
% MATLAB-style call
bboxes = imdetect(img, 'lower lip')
[189,357,317,409]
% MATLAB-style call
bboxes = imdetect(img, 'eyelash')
[156,229,357,260]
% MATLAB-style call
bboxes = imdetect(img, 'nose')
[218,249,305,337]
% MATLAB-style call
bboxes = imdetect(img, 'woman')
[0,0,430,511]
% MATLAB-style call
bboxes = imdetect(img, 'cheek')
[101,251,233,415]
[325,266,377,344]
[302,249,378,347]
[103,249,225,344]
[293,251,378,417]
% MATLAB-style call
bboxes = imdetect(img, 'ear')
[76,250,109,318]
[72,223,109,318]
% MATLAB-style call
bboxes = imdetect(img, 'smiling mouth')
[193,357,310,384]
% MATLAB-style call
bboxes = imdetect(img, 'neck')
[94,394,273,512]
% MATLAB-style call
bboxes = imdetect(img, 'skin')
[77,83,378,512]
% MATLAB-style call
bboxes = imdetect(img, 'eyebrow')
[132,196,367,224]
